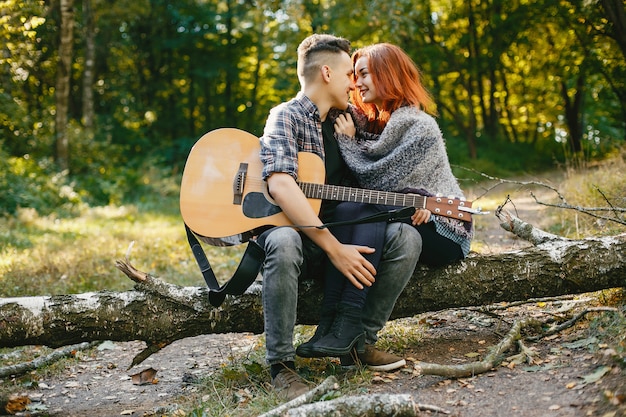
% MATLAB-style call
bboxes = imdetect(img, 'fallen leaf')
[371,376,387,384]
[562,337,598,350]
[581,366,611,386]
[130,367,158,385]
[4,395,30,414]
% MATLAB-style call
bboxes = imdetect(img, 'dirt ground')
[4,186,626,417]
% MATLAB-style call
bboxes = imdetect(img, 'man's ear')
[320,65,331,82]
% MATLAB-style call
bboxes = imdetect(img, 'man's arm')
[267,172,377,289]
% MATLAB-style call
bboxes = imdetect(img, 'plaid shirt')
[260,93,325,180]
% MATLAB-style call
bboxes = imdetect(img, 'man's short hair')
[297,34,351,81]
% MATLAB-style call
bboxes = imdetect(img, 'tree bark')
[54,0,74,172]
[81,0,95,133]
[1,214,625,366]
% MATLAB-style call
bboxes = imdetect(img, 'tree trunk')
[1,215,625,367]
[81,0,95,133]
[54,0,74,172]
[601,0,626,59]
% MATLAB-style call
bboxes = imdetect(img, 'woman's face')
[354,56,382,108]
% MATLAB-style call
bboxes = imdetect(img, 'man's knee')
[385,223,422,254]
[265,227,301,250]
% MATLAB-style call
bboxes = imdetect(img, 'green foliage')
[2,0,625,215]
[0,150,82,217]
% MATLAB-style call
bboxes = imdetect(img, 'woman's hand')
[334,113,356,137]
[411,208,431,225]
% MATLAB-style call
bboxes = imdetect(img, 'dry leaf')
[129,367,158,385]
[3,395,30,414]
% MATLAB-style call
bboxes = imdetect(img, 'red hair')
[350,43,436,133]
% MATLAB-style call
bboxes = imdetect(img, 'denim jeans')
[261,222,421,365]
[362,222,421,344]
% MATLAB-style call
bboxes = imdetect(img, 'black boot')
[307,303,365,357]
[296,307,336,358]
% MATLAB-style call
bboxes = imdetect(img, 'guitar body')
[180,128,325,243]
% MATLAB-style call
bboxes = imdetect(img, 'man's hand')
[326,244,377,290]
[267,173,377,290]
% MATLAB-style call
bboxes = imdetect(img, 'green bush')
[0,151,83,216]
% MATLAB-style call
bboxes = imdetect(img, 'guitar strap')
[186,206,416,307]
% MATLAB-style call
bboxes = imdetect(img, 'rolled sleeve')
[260,106,300,180]
[260,94,324,181]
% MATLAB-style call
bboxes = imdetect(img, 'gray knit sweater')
[332,105,473,255]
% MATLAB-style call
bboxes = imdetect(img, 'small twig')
[458,168,626,226]
[527,307,620,341]
[0,342,98,378]
[454,167,563,201]
[259,376,339,417]
[531,191,626,226]
[413,319,530,378]
[507,340,539,365]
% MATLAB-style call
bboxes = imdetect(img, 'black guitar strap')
[186,206,416,307]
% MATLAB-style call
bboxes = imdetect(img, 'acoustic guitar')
[180,128,476,245]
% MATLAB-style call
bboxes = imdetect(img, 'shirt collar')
[295,92,321,120]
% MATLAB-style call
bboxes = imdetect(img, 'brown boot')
[340,344,406,371]
[271,367,310,401]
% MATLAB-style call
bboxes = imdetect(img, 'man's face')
[328,52,355,110]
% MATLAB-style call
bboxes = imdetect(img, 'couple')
[258,34,473,400]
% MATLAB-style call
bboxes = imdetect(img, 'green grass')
[0,197,246,297]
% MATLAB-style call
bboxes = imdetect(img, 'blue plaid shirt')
[260,93,325,180]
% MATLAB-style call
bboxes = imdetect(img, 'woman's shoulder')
[391,106,439,131]
[394,105,436,121]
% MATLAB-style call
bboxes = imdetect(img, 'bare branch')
[531,191,626,226]
[527,307,621,341]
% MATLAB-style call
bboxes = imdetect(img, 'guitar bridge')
[233,163,248,205]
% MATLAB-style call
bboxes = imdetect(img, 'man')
[259,34,422,400]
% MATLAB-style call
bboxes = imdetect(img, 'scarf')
[333,106,473,252]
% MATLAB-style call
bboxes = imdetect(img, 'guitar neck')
[299,182,427,209]
[298,181,473,222]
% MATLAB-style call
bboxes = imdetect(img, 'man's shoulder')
[271,94,315,113]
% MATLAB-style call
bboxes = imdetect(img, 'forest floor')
[3,182,625,417]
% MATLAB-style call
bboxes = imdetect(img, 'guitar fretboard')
[299,182,427,209]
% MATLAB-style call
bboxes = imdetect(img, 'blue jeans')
[261,222,421,365]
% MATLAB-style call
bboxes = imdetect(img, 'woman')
[297,43,473,361]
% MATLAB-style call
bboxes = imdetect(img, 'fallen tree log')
[1,212,625,367]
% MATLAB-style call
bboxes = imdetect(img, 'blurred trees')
[0,0,624,212]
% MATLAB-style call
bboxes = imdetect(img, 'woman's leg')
[413,222,463,266]
[306,203,388,357]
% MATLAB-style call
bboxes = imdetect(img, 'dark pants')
[323,203,387,309]
[323,202,464,310]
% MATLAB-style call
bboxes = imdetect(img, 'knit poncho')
[332,105,473,255]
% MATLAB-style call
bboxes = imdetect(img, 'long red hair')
[350,43,436,133]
